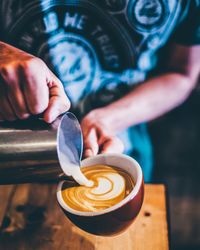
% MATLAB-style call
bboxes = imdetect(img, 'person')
[0,0,199,182]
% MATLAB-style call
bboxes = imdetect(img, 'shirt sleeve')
[172,0,200,45]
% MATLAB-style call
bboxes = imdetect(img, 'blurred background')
[149,87,200,250]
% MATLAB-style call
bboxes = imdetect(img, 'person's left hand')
[80,108,124,158]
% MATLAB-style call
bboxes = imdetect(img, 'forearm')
[103,73,197,133]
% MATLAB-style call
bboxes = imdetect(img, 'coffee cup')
[57,153,144,236]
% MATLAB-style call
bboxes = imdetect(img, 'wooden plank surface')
[0,184,169,250]
[0,185,15,226]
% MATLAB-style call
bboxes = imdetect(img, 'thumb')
[43,72,70,123]
[101,136,124,154]
[83,128,99,158]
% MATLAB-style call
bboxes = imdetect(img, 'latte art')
[61,165,134,212]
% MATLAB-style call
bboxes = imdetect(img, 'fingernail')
[84,149,93,157]
[44,112,55,124]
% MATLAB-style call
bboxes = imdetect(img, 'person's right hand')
[0,42,70,123]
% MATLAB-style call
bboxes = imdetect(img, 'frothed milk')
[69,166,94,187]
[61,165,135,212]
[59,151,93,187]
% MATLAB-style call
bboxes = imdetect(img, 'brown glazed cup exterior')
[57,153,144,236]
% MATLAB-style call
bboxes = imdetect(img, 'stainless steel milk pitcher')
[0,112,83,184]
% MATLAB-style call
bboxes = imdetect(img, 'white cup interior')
[57,153,143,216]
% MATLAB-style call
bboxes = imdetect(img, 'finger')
[81,119,97,157]
[8,90,30,119]
[22,58,49,115]
[0,81,17,121]
[84,149,93,158]
[101,137,124,154]
[43,73,70,123]
[3,66,30,119]
[83,128,99,158]
[97,126,113,146]
[80,117,94,139]
[81,122,93,140]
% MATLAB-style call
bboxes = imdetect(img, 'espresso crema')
[61,165,134,212]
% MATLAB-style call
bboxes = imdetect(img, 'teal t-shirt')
[0,0,199,181]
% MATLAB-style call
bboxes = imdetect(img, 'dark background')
[149,88,200,250]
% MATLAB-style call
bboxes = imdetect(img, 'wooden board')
[0,185,15,226]
[0,184,169,250]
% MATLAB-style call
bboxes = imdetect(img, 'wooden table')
[0,184,169,250]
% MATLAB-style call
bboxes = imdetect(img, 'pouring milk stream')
[57,112,94,187]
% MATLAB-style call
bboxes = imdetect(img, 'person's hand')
[81,108,124,158]
[0,42,70,123]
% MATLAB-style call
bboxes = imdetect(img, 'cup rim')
[57,153,143,217]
